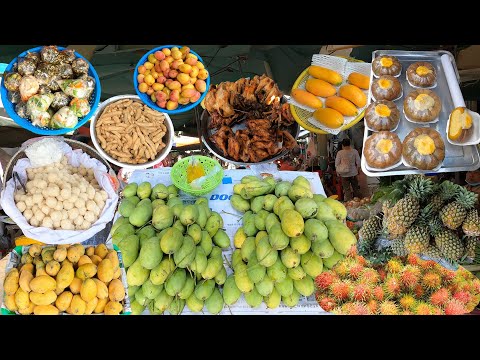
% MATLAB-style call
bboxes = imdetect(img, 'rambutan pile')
[315,252,480,315]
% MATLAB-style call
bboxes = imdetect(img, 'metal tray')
[200,96,300,166]
[361,50,480,177]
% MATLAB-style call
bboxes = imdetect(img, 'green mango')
[268,223,290,250]
[196,205,208,229]
[135,287,148,306]
[201,256,223,280]
[130,300,146,315]
[128,196,141,206]
[313,194,327,204]
[165,268,187,296]
[316,202,337,222]
[264,288,281,309]
[324,220,357,255]
[243,212,258,237]
[234,263,254,293]
[280,247,301,269]
[126,259,150,287]
[160,227,184,255]
[250,196,265,213]
[214,266,227,286]
[255,276,274,296]
[244,287,263,308]
[200,231,213,256]
[123,183,138,197]
[263,194,278,212]
[282,288,301,307]
[244,181,272,198]
[256,237,278,267]
[322,250,343,269]
[292,176,311,191]
[137,225,156,246]
[129,204,153,228]
[193,247,208,274]
[119,198,136,218]
[311,240,335,258]
[273,196,295,218]
[172,220,186,233]
[255,231,268,246]
[281,209,305,238]
[323,198,347,221]
[188,224,202,244]
[223,274,242,306]
[254,210,269,231]
[293,275,315,296]
[241,236,256,262]
[247,253,266,284]
[267,258,287,283]
[290,234,311,255]
[287,266,306,280]
[301,251,323,278]
[288,184,313,203]
[174,235,196,268]
[194,279,216,301]
[265,213,280,233]
[205,288,224,315]
[112,223,135,246]
[137,182,152,199]
[152,205,174,231]
[142,279,163,300]
[136,199,152,208]
[167,184,179,197]
[171,203,184,219]
[180,205,199,226]
[213,229,230,249]
[264,177,276,193]
[205,212,223,237]
[151,183,169,200]
[118,234,139,268]
[230,194,250,213]
[128,285,140,299]
[154,289,173,313]
[139,237,163,269]
[295,198,318,219]
[234,227,247,249]
[156,228,169,243]
[231,249,244,269]
[178,275,195,300]
[150,257,175,285]
[111,216,130,234]
[168,297,185,315]
[186,294,204,313]
[275,181,292,197]
[241,175,260,184]
[233,183,246,195]
[151,199,166,209]
[275,276,294,297]
[210,246,222,259]
[304,219,329,243]
[198,202,212,218]
[167,197,183,208]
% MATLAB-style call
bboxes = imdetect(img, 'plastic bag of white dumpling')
[56,79,93,99]
[50,107,78,129]
[0,137,119,244]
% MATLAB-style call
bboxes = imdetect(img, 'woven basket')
[3,138,117,191]
[171,156,223,196]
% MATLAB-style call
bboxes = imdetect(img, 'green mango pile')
[111,181,228,315]
[227,175,357,309]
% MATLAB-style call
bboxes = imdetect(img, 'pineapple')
[463,236,478,258]
[462,209,480,236]
[430,215,464,261]
[387,217,408,238]
[422,245,443,262]
[403,204,433,254]
[359,216,381,244]
[440,186,478,230]
[390,237,408,257]
[431,181,457,213]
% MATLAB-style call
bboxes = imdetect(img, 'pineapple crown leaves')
[454,186,478,210]
[429,216,444,237]
[438,181,459,202]
[415,204,434,227]
[407,176,434,200]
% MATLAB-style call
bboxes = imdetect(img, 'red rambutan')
[367,299,378,314]
[333,261,349,279]
[399,294,417,310]
[384,275,402,298]
[315,271,337,290]
[439,268,456,284]
[444,299,467,315]
[379,300,399,315]
[352,284,372,302]
[346,245,358,258]
[317,294,337,312]
[400,310,414,315]
[453,291,472,305]
[386,258,403,274]
[358,268,380,286]
[355,255,368,267]
[430,306,444,315]
[472,279,480,294]
[414,284,424,298]
[414,302,433,315]
[430,288,450,306]
[406,254,419,266]
[400,265,421,290]
[418,259,436,270]
[377,268,387,281]
[348,263,365,280]
[373,286,385,302]
[349,302,372,315]
[330,281,351,301]
[422,271,442,291]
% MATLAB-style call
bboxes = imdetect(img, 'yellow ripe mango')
[33,305,59,315]
[86,246,95,257]
[308,65,343,86]
[113,267,121,280]
[56,264,75,290]
[53,248,67,262]
[46,261,61,277]
[28,244,42,257]
[108,279,125,302]
[4,294,18,312]
[104,301,123,315]
[80,279,97,302]
[19,270,34,292]
[20,263,34,274]
[70,295,86,315]
[305,78,337,97]
[85,297,99,315]
[89,255,103,265]
[55,291,73,312]
[313,108,345,129]
[76,263,97,280]
[325,96,358,116]
[92,278,109,299]
[338,84,367,108]
[94,298,109,314]
[29,290,57,306]
[29,275,56,294]
[348,72,370,90]
[4,268,19,296]
[67,246,82,263]
[77,255,93,267]
[97,259,114,283]
[106,250,120,270]
[18,301,35,315]
[95,244,109,259]
[69,277,82,294]
[291,89,322,110]
[15,287,31,310]
[36,268,48,276]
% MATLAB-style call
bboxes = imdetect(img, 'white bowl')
[90,94,174,169]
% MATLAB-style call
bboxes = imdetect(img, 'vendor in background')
[335,138,361,201]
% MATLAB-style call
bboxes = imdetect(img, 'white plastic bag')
[0,139,119,244]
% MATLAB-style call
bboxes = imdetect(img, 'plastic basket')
[133,45,210,115]
[0,46,101,135]
[171,156,223,196]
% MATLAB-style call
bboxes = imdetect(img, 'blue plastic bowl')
[133,45,210,114]
[0,46,101,135]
